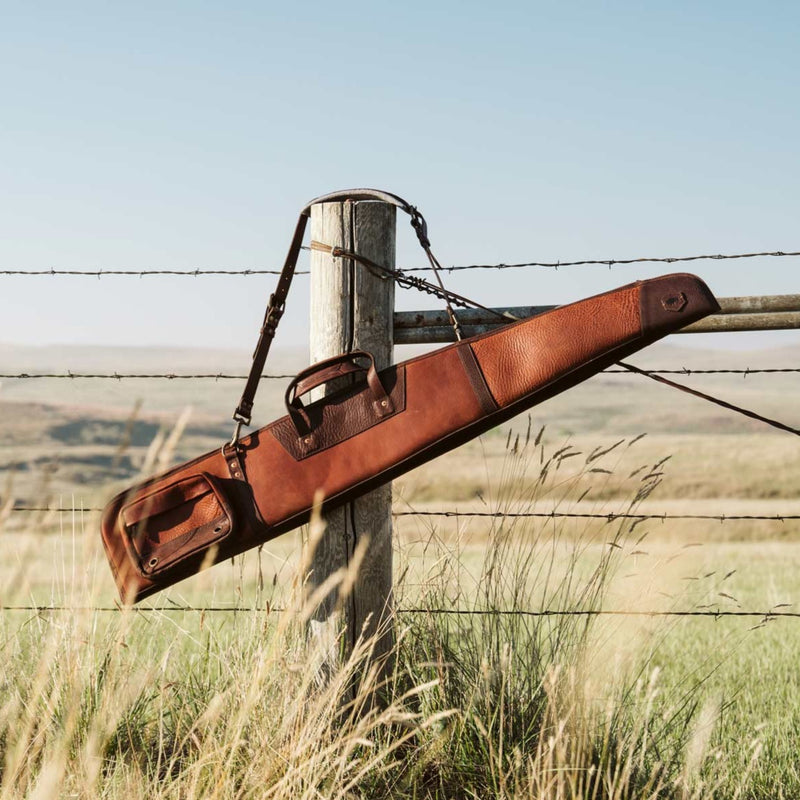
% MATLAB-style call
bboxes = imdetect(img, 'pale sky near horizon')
[1,1,798,354]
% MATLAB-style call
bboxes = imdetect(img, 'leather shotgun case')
[102,270,719,603]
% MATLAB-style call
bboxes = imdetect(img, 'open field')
[3,518,800,796]
[1,340,799,797]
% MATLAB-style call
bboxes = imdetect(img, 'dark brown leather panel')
[458,344,498,416]
[138,512,230,576]
[640,273,720,336]
[271,365,406,459]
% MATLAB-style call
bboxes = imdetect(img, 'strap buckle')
[261,295,285,335]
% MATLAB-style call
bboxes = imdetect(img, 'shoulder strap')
[232,212,309,426]
[232,189,429,431]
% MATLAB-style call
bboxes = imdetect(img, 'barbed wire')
[398,608,797,619]
[1,367,798,381]
[0,372,294,380]
[0,268,301,277]
[2,249,798,277]
[432,249,800,272]
[0,604,794,619]
[394,511,800,522]
[601,367,800,376]
[7,507,799,522]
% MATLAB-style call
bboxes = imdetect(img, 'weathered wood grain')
[308,200,395,688]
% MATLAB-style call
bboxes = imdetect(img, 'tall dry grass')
[0,419,753,798]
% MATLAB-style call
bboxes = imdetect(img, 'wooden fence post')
[308,199,396,684]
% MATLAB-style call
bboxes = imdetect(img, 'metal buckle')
[263,303,284,332]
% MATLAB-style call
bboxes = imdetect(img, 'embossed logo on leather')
[661,292,688,312]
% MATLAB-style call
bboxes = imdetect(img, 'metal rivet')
[380,399,388,407]
[303,437,311,444]
[148,557,158,567]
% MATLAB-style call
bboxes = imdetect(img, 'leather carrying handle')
[292,359,364,397]
[284,350,393,438]
[233,189,427,428]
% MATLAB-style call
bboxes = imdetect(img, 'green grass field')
[1,341,799,798]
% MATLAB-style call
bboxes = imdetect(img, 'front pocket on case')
[121,473,233,576]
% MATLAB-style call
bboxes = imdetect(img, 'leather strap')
[233,189,435,428]
[234,213,309,424]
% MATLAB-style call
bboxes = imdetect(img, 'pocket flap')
[121,473,233,576]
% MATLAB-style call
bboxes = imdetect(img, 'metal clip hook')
[229,419,243,448]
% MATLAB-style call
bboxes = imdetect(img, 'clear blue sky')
[1,1,798,352]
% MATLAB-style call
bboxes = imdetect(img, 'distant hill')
[0,342,307,373]
[1,339,797,425]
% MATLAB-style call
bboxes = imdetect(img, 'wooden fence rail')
[394,294,800,344]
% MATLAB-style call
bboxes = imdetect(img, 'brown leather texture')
[101,273,719,603]
[272,365,406,459]
[471,286,640,407]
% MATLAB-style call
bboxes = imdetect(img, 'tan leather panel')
[470,286,640,408]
